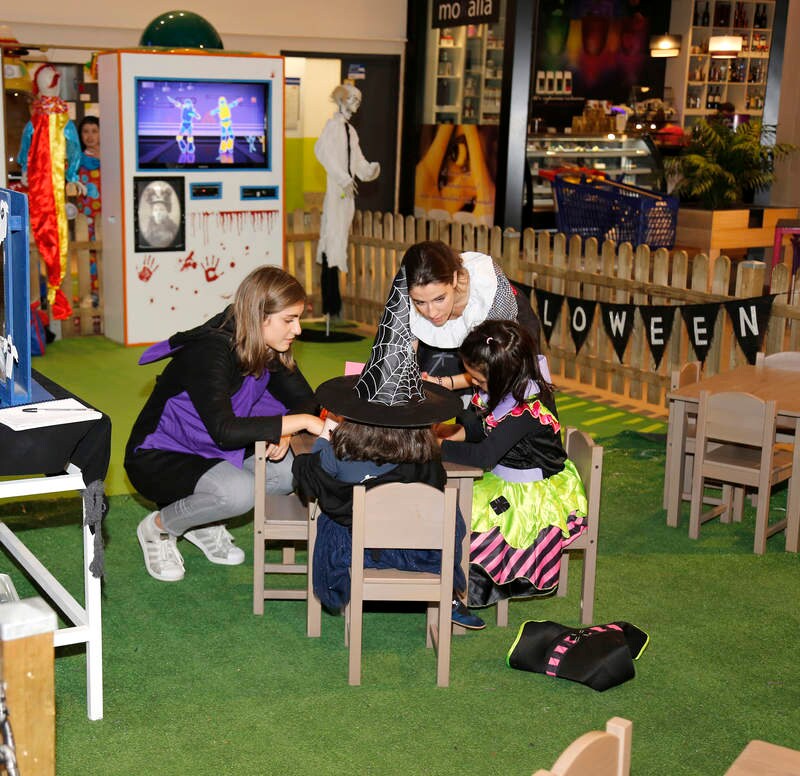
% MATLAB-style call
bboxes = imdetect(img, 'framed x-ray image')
[133,177,185,252]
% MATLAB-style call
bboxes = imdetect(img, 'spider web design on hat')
[354,267,425,406]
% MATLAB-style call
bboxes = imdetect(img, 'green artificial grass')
[7,337,795,775]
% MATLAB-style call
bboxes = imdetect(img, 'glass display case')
[525,133,666,213]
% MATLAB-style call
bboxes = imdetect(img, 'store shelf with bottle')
[665,0,775,126]
[423,13,507,126]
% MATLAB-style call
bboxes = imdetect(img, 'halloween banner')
[533,293,775,366]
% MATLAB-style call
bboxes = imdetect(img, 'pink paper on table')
[344,361,365,376]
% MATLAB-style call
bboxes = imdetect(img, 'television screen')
[136,77,271,170]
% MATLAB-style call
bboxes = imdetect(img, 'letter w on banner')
[600,302,636,362]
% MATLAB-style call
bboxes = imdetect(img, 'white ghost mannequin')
[314,84,380,277]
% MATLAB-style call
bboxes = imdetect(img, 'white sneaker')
[183,525,245,565]
[137,512,185,582]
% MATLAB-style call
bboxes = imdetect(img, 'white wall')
[285,56,343,138]
[2,1,407,57]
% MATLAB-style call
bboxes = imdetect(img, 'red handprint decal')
[201,256,224,283]
[137,255,158,282]
[179,251,197,272]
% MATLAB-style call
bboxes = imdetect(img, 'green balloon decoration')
[139,10,224,50]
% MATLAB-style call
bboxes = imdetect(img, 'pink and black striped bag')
[506,620,649,691]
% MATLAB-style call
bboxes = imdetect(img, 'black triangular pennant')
[599,302,636,363]
[680,303,721,363]
[724,294,776,364]
[639,305,677,370]
[534,289,564,346]
[566,297,596,355]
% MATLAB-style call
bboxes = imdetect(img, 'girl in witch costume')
[436,319,588,609]
[292,268,485,628]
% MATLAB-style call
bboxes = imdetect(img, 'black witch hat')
[315,267,461,427]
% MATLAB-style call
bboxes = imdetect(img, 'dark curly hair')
[459,319,553,409]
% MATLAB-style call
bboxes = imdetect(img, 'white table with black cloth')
[0,370,111,720]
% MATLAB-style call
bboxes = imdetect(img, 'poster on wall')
[133,177,185,252]
[414,124,498,228]
[534,0,669,104]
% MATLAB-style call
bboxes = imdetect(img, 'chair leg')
[580,541,597,627]
[306,515,321,638]
[720,485,733,524]
[753,486,769,556]
[435,601,451,688]
[688,473,704,540]
[347,598,363,686]
[556,553,569,598]
[426,605,435,648]
[496,598,509,628]
[253,520,265,615]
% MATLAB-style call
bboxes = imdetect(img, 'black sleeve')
[509,280,542,349]
[441,411,536,470]
[267,364,319,416]
[179,336,284,448]
[455,405,486,443]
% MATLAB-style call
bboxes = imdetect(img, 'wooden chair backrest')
[532,717,632,776]
[564,428,603,535]
[757,351,800,370]
[352,482,457,553]
[670,361,701,391]
[698,391,777,449]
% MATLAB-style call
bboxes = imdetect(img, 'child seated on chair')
[292,266,485,629]
[436,319,589,610]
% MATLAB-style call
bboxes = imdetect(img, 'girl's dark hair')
[331,420,440,465]
[459,319,553,409]
[223,265,305,376]
[78,116,100,151]
[401,240,466,290]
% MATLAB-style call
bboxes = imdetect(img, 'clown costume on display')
[17,64,84,320]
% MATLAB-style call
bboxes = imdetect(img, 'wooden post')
[0,598,57,776]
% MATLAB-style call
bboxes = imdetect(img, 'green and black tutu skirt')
[468,459,588,608]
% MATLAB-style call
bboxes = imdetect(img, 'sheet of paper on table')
[0,398,102,431]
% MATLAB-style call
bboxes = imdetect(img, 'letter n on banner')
[724,294,775,364]
[534,288,564,345]
[599,301,636,362]
[680,302,720,363]
[639,305,677,370]
[567,297,596,355]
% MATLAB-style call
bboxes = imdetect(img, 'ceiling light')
[709,35,743,58]
[650,34,681,58]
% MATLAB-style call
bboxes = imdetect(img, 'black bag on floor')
[506,620,649,692]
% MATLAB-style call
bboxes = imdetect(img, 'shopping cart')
[552,174,678,249]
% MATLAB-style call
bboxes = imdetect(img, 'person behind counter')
[125,266,324,582]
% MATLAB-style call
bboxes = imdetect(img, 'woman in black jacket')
[125,266,323,582]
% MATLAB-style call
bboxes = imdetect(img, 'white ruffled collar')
[409,252,497,348]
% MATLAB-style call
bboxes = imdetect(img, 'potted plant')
[665,119,798,259]
[665,119,795,209]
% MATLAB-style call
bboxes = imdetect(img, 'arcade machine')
[97,51,285,344]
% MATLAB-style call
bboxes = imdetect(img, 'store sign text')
[431,0,500,28]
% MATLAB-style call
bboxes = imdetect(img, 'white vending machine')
[98,51,284,344]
